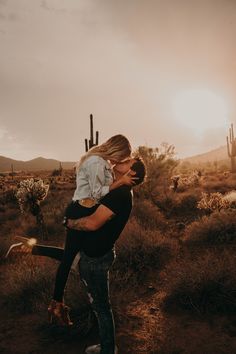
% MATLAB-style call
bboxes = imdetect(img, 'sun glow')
[172,89,229,137]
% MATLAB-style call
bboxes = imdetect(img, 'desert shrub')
[197,192,231,212]
[183,210,236,246]
[131,199,167,231]
[202,176,236,194]
[0,188,17,204]
[170,171,201,192]
[171,192,199,216]
[154,190,200,219]
[133,144,179,200]
[113,218,177,284]
[2,255,56,312]
[161,248,236,316]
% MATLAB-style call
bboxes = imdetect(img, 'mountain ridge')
[182,145,227,164]
[0,145,230,172]
[0,155,76,172]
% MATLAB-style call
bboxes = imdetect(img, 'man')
[66,156,146,354]
[9,156,146,354]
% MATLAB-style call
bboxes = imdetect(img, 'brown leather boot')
[48,299,73,326]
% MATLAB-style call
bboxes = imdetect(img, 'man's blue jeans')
[79,249,116,354]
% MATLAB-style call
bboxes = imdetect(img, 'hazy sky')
[0,0,236,161]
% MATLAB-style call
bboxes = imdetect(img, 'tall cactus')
[226,123,236,172]
[84,114,99,152]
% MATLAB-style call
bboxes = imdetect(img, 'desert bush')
[114,218,178,284]
[183,210,236,246]
[131,199,167,231]
[161,248,236,316]
[0,188,17,204]
[170,171,201,192]
[2,255,56,312]
[197,192,230,212]
[133,144,179,200]
[171,192,199,217]
[202,175,236,194]
[154,190,200,219]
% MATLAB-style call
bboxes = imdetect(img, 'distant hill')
[182,145,228,164]
[0,145,230,172]
[0,156,76,172]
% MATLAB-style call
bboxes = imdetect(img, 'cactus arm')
[85,138,88,152]
[227,136,231,157]
[232,124,235,141]
[90,114,94,147]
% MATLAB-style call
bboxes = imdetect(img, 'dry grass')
[1,169,236,353]
[161,247,236,316]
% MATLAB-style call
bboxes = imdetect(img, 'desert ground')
[0,146,236,354]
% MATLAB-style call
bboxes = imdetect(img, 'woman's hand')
[119,170,139,186]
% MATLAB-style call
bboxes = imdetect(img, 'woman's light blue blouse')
[72,155,113,203]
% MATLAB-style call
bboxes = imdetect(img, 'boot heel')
[47,299,73,326]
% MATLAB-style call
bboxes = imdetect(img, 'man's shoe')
[85,344,118,354]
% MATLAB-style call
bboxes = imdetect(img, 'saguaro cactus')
[85,114,99,152]
[226,123,236,173]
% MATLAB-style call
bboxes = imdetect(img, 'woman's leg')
[52,228,82,302]
[32,244,64,261]
[79,250,116,354]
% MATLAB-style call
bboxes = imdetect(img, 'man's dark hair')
[131,157,146,185]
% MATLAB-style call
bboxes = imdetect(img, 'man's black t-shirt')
[81,185,133,257]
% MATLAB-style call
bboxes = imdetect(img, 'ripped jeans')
[79,249,116,354]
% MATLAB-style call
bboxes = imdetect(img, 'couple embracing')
[17,134,146,354]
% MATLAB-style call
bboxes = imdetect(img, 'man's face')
[113,158,136,175]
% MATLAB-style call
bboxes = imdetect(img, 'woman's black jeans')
[32,200,97,302]
[79,249,116,354]
[32,229,81,302]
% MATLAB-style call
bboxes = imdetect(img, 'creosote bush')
[131,199,167,230]
[114,218,178,283]
[183,209,236,246]
[161,248,236,316]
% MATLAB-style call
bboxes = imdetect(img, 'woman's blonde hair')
[76,134,131,170]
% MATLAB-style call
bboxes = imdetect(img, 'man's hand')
[66,204,115,232]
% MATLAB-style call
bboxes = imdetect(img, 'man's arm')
[67,204,115,232]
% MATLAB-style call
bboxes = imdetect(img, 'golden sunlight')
[172,89,229,136]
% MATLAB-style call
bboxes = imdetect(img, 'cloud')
[0,0,7,6]
[8,12,20,22]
